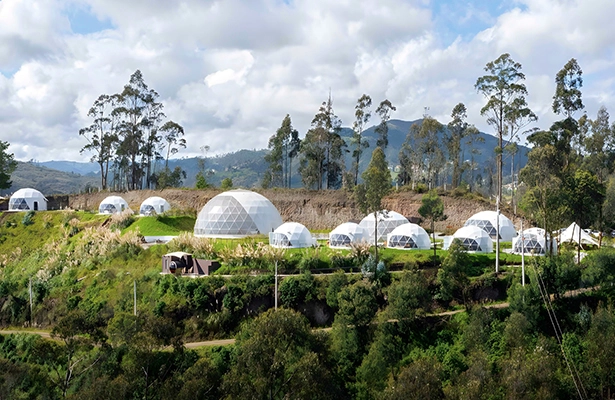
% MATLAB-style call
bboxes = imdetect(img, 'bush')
[21,211,35,226]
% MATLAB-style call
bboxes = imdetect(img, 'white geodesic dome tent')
[447,225,493,253]
[512,227,557,255]
[359,210,409,244]
[9,188,47,211]
[386,223,432,250]
[329,222,368,248]
[463,211,517,241]
[269,222,315,248]
[98,196,131,214]
[139,196,171,216]
[194,189,283,238]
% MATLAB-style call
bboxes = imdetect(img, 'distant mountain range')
[6,119,529,195]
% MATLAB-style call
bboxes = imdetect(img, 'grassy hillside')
[0,161,99,196]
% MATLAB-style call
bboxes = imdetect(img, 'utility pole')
[496,196,500,273]
[29,278,33,326]
[521,219,525,286]
[274,260,278,310]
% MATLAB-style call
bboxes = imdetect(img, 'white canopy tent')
[558,222,598,246]
[9,188,47,211]
[359,210,409,244]
[140,196,171,216]
[464,210,517,242]
[512,227,557,255]
[269,222,315,248]
[386,223,431,250]
[194,189,283,238]
[329,222,368,248]
[445,225,493,253]
[98,196,131,214]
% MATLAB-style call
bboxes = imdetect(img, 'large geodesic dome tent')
[387,223,431,250]
[329,222,368,248]
[269,222,315,248]
[194,189,283,238]
[9,188,47,211]
[359,210,409,244]
[140,196,171,216]
[448,226,493,253]
[463,211,517,241]
[512,227,557,255]
[99,196,131,214]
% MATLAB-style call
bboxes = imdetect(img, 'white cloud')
[0,0,615,163]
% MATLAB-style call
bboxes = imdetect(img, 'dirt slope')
[68,188,514,232]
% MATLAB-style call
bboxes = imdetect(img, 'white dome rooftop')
[269,222,314,248]
[9,188,47,211]
[140,196,171,216]
[463,210,517,242]
[99,196,131,214]
[387,223,431,250]
[359,210,409,243]
[329,222,368,248]
[194,189,283,238]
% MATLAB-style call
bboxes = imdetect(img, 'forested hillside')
[0,209,614,399]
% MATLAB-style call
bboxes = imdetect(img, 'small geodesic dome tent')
[269,222,315,248]
[9,188,47,211]
[447,226,493,253]
[463,211,517,241]
[512,227,557,255]
[386,223,432,250]
[194,189,283,238]
[329,222,368,248]
[359,210,409,244]
[98,196,130,214]
[140,196,171,216]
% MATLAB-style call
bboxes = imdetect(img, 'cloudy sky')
[1,0,614,162]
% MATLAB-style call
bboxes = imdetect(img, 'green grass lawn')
[124,215,196,236]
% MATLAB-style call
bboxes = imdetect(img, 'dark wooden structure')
[161,252,220,276]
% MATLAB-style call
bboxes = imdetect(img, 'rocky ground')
[68,188,519,232]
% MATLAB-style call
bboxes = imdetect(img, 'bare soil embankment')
[68,188,514,232]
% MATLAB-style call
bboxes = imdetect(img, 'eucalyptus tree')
[476,53,535,272]
[446,103,479,188]
[0,141,16,190]
[264,114,300,188]
[583,106,615,183]
[79,94,121,190]
[351,94,372,186]
[140,88,166,189]
[410,117,445,188]
[160,121,186,169]
[375,99,396,149]
[115,70,151,190]
[299,94,345,189]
